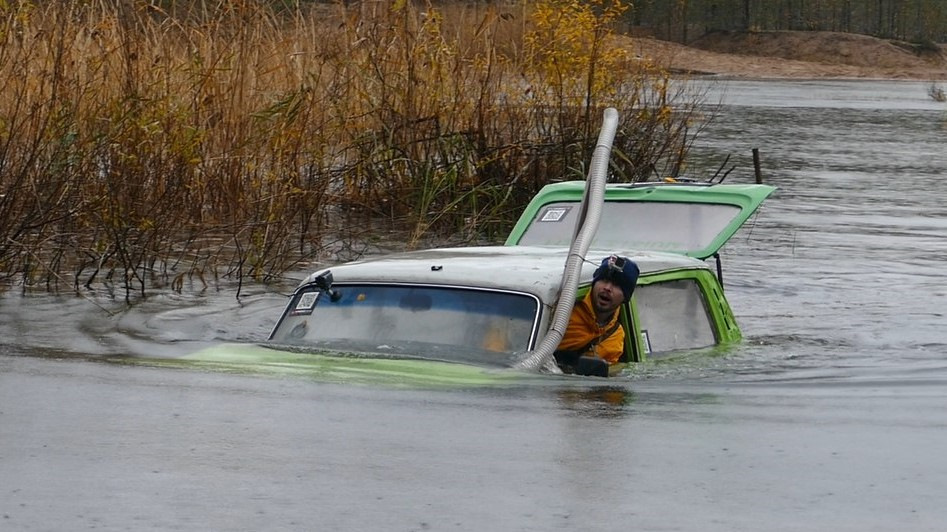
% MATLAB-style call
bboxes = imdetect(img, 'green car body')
[181,181,774,382]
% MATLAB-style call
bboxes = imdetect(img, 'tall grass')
[0,0,708,298]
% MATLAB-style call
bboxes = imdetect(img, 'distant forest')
[622,0,947,43]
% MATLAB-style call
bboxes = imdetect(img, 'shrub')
[0,0,706,298]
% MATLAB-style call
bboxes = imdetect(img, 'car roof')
[299,245,709,304]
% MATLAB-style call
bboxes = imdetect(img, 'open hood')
[505,183,776,260]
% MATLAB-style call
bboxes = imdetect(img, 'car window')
[634,279,716,355]
[269,284,540,366]
[517,201,740,254]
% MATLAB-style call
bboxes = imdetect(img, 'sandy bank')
[619,30,947,81]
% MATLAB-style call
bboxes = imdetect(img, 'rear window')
[517,201,740,254]
[269,284,540,367]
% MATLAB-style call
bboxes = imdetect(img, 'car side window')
[634,279,716,356]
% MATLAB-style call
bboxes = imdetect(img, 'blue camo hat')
[592,255,639,301]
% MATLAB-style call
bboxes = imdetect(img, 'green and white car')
[266,182,775,371]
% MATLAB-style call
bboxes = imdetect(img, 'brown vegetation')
[0,1,705,298]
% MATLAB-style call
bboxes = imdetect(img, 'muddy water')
[2,80,947,531]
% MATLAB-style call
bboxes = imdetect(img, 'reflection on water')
[555,386,636,418]
[3,80,947,531]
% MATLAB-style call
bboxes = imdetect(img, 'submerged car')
[267,181,775,374]
[265,107,775,377]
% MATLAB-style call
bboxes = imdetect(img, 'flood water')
[3,80,947,531]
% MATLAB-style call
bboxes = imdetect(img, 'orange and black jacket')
[555,291,625,365]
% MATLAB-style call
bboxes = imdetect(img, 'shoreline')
[624,32,947,82]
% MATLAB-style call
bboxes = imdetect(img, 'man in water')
[555,255,639,375]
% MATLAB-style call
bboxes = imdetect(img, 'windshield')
[269,284,541,367]
[517,201,741,255]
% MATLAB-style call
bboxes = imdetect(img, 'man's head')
[591,255,639,303]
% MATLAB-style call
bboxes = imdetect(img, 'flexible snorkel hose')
[514,107,619,372]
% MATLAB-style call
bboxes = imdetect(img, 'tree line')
[625,0,947,43]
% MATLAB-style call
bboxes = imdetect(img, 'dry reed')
[0,0,708,299]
